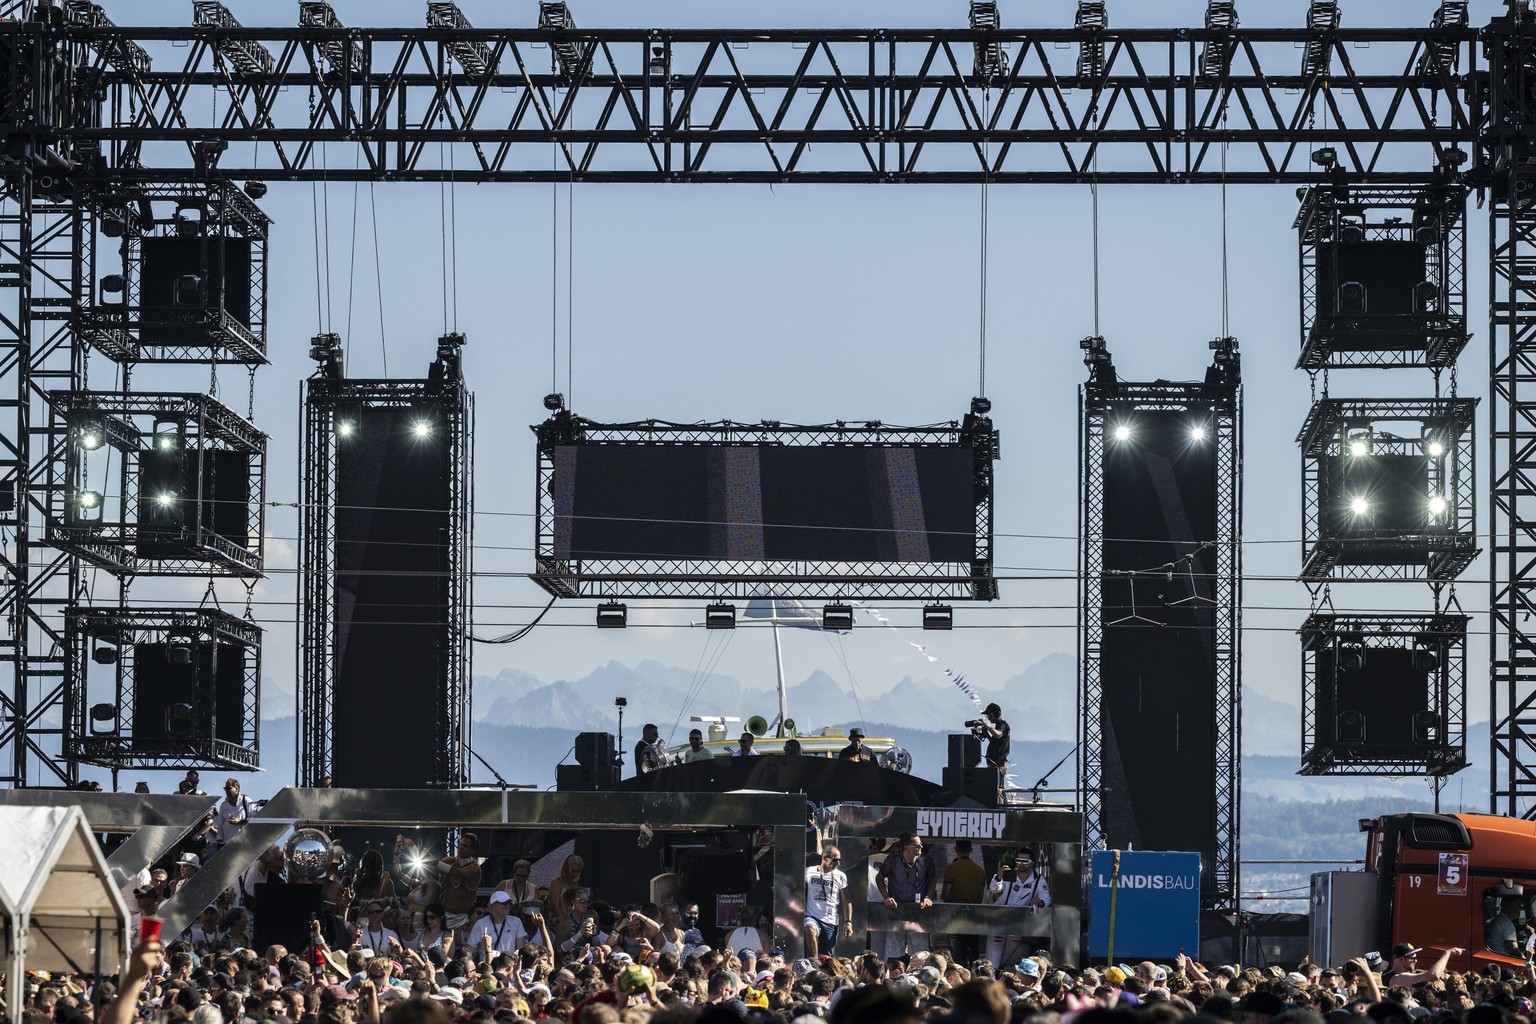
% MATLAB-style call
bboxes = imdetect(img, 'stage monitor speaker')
[140,236,254,343]
[942,765,999,807]
[574,731,615,768]
[556,762,617,791]
[948,734,981,769]
[1314,647,1432,750]
[250,882,324,956]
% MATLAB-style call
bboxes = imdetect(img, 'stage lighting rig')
[596,602,628,629]
[1076,2,1108,78]
[705,603,736,630]
[822,604,855,631]
[310,332,343,380]
[969,1,1008,83]
[1302,2,1340,79]
[1419,3,1469,77]
[65,2,151,75]
[539,2,589,82]
[1081,335,1114,382]
[923,604,954,630]
[192,2,275,77]
[299,2,364,76]
[427,2,497,79]
[431,332,465,382]
[1200,2,1239,78]
[1298,397,1477,582]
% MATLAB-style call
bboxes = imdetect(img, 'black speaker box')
[250,882,324,955]
[556,762,617,791]
[942,765,1000,807]
[131,641,245,743]
[948,733,981,769]
[574,731,615,768]
[140,236,253,344]
[1314,646,1432,750]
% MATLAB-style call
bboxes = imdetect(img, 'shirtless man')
[437,832,483,935]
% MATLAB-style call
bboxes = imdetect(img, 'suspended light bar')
[596,602,628,629]
[427,2,497,78]
[1076,2,1108,78]
[1301,2,1339,79]
[1418,2,1468,77]
[1200,2,1238,79]
[191,2,275,77]
[923,604,954,631]
[539,2,588,81]
[705,603,736,630]
[822,604,855,631]
[968,1,1008,82]
[299,2,364,75]
[65,2,151,74]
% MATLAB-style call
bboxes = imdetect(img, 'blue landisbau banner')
[1088,850,1201,960]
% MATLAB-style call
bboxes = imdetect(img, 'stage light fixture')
[243,180,268,199]
[99,274,125,294]
[77,490,102,510]
[1412,646,1441,673]
[413,421,432,438]
[156,493,176,508]
[1190,426,1207,441]
[596,602,628,629]
[336,421,353,436]
[89,702,117,722]
[1114,425,1131,442]
[1338,646,1366,672]
[1429,495,1448,516]
[923,604,954,631]
[543,392,566,412]
[1426,440,1444,457]
[705,603,736,630]
[1350,496,1369,516]
[822,604,855,631]
[1311,147,1338,168]
[1349,439,1368,457]
[158,435,176,451]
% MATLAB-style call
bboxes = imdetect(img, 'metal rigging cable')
[1221,107,1230,338]
[978,88,990,399]
[369,181,389,377]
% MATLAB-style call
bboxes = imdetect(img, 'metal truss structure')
[298,371,472,789]
[62,605,260,771]
[1298,613,1467,777]
[44,390,266,577]
[530,411,998,601]
[1079,345,1241,909]
[1294,183,1469,371]
[0,1,1530,831]
[1297,397,1477,583]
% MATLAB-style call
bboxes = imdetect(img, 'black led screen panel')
[1322,454,1432,538]
[131,641,246,743]
[1312,647,1433,749]
[332,406,451,789]
[139,236,253,343]
[551,444,977,564]
[1098,411,1219,880]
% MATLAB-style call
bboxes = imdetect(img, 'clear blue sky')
[87,0,1508,788]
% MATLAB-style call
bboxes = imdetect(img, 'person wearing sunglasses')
[804,846,853,959]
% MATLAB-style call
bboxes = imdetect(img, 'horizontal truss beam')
[0,23,1491,184]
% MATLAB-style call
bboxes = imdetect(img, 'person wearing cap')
[983,849,1051,967]
[465,891,527,963]
[1383,942,1462,987]
[838,729,875,764]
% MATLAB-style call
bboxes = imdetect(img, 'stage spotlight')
[158,435,176,451]
[705,603,736,630]
[596,602,628,629]
[77,490,102,510]
[79,431,100,450]
[1113,425,1131,442]
[922,604,954,631]
[1412,647,1440,674]
[822,604,855,631]
[1426,440,1444,457]
[156,492,176,508]
[1349,439,1368,457]
[1190,426,1207,441]
[1429,495,1448,516]
[1350,496,1369,516]
[336,421,354,437]
[413,421,432,437]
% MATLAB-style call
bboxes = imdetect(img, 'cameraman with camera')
[965,703,1011,785]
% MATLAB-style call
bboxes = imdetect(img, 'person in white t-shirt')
[465,892,528,963]
[354,901,400,953]
[804,846,853,958]
[215,778,254,846]
[984,849,1051,967]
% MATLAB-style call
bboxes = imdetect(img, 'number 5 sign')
[1438,852,1469,896]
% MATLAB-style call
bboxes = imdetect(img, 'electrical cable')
[468,594,556,644]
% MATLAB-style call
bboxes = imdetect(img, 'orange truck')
[1310,812,1536,971]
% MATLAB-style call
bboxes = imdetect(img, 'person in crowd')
[435,832,482,933]
[984,847,1051,967]
[413,900,455,955]
[352,848,396,910]
[170,851,200,896]
[733,732,758,757]
[1382,941,1463,987]
[545,853,584,919]
[804,845,852,958]
[355,900,400,952]
[214,778,253,849]
[941,838,986,963]
[465,891,527,962]
[837,728,875,764]
[237,845,285,909]
[681,728,714,763]
[494,858,538,912]
[394,836,440,913]
[873,831,936,959]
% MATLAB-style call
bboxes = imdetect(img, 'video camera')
[964,715,993,741]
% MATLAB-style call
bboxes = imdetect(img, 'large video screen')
[549,444,977,564]
[1098,410,1220,889]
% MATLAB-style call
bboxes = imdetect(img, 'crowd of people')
[16,922,1536,1024]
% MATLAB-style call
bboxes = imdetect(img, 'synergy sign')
[915,809,1008,839]
[1088,850,1201,959]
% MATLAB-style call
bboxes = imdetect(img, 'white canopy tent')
[0,805,129,1024]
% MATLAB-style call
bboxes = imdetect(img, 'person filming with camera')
[965,703,1011,796]
[984,847,1050,967]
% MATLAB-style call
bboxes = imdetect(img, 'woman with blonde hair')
[544,854,585,922]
